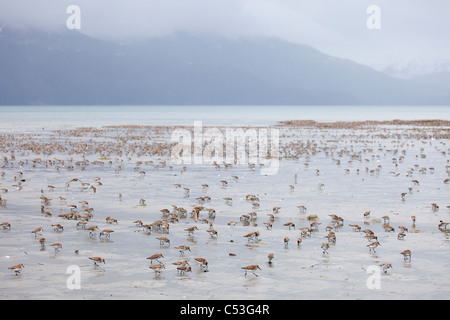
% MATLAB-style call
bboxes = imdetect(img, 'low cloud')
[1,0,449,70]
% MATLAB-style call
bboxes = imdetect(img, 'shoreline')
[277,119,450,127]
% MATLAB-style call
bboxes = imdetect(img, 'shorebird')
[264,222,273,230]
[242,264,261,277]
[325,232,336,243]
[160,208,170,215]
[156,236,170,246]
[397,232,406,240]
[284,222,295,230]
[50,243,63,253]
[177,265,192,275]
[0,222,11,230]
[300,227,311,238]
[52,224,64,232]
[8,263,24,275]
[400,249,412,261]
[79,200,89,207]
[246,195,259,202]
[431,203,439,212]
[240,214,250,222]
[147,253,164,264]
[321,243,329,254]
[194,257,208,271]
[297,205,307,213]
[175,245,190,255]
[42,210,52,217]
[206,229,218,237]
[334,217,345,227]
[184,226,198,236]
[310,221,321,230]
[87,225,99,236]
[149,263,165,276]
[172,259,190,267]
[0,196,7,207]
[106,217,118,224]
[367,241,381,253]
[267,253,274,264]
[438,220,449,230]
[248,212,257,220]
[206,208,215,218]
[380,263,393,274]
[89,257,105,266]
[76,221,87,230]
[31,227,43,237]
[297,238,302,246]
[40,196,52,205]
[349,224,361,232]
[39,237,46,248]
[133,220,143,227]
[284,237,289,247]
[99,229,114,239]
[363,211,371,218]
[244,231,260,243]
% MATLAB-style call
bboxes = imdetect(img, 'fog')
[1,0,449,71]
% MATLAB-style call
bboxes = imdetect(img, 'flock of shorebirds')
[1,122,449,284]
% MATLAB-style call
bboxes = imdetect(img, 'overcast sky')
[1,0,449,72]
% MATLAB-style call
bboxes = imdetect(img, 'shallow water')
[0,106,449,300]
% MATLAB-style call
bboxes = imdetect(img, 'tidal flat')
[0,119,449,300]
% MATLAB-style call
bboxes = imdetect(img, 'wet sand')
[0,120,449,299]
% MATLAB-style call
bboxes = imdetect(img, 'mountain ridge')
[1,26,449,106]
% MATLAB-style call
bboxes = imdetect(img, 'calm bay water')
[0,105,448,132]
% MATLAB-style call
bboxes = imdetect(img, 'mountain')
[410,71,450,89]
[1,27,449,106]
[380,59,450,80]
